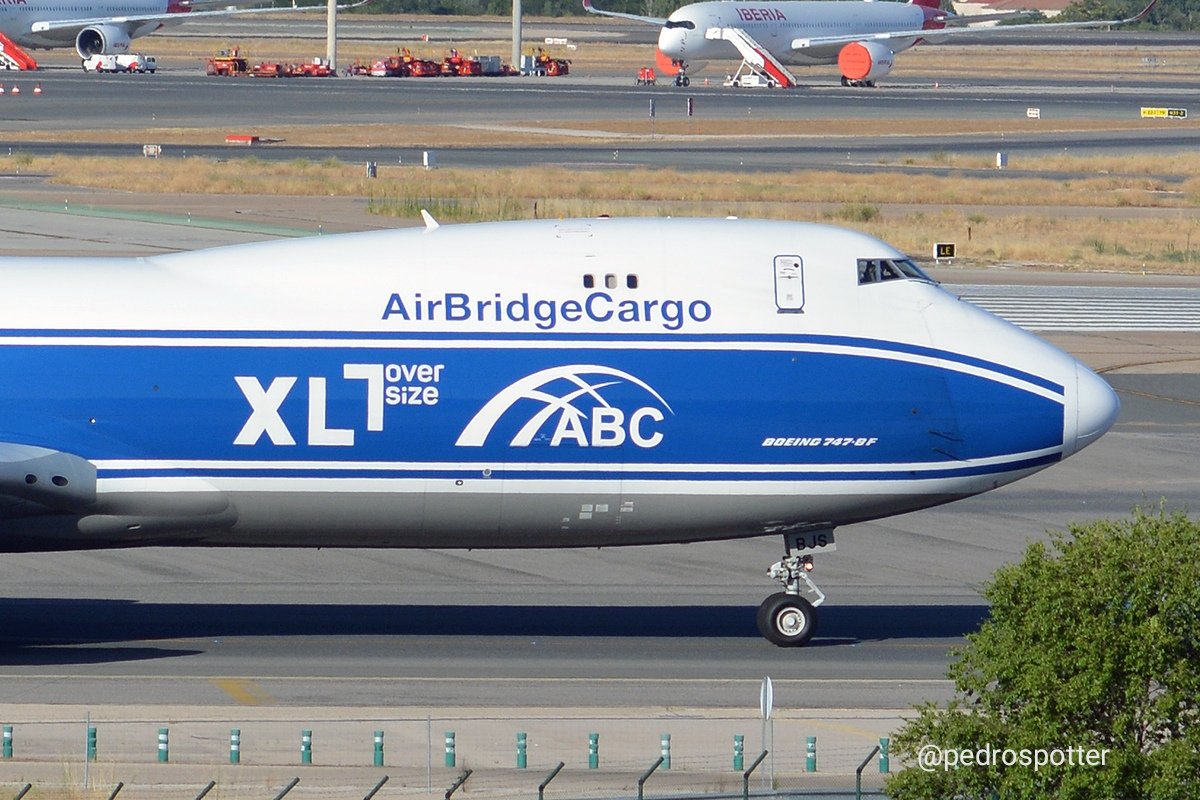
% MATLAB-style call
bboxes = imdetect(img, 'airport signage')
[935,242,956,261]
[1140,107,1187,119]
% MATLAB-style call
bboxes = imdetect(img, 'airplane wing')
[790,0,1155,51]
[31,0,367,34]
[582,0,665,27]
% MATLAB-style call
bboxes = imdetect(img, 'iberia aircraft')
[585,0,1157,87]
[0,0,361,60]
[0,215,1120,646]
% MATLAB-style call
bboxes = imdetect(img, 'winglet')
[1129,0,1157,23]
[582,0,666,25]
[421,209,440,230]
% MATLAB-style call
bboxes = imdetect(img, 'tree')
[886,508,1200,800]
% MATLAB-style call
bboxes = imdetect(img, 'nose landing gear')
[757,530,834,646]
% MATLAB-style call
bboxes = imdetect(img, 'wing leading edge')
[790,0,1156,52]
[31,0,369,35]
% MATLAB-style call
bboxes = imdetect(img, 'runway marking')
[211,677,275,705]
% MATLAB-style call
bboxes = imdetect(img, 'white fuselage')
[659,0,927,66]
[0,0,174,50]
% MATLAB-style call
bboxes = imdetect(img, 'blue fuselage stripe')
[0,329,1065,396]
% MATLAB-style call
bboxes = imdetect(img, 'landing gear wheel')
[757,592,817,647]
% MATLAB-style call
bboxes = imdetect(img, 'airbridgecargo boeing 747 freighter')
[0,217,1118,646]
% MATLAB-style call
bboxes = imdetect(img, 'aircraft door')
[774,255,805,313]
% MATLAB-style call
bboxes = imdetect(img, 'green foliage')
[1054,0,1173,26]
[886,508,1200,800]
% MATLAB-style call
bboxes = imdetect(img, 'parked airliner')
[0,217,1118,645]
[585,0,1156,86]
[0,0,355,60]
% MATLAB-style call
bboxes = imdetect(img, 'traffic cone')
[10,85,19,95]
[33,83,41,95]
[0,85,5,95]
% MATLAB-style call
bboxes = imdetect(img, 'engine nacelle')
[75,25,132,58]
[837,40,894,85]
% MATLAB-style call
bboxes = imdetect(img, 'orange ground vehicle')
[206,53,248,76]
[527,48,569,77]
[636,66,656,85]
[250,62,284,77]
[292,59,335,77]
[369,56,407,77]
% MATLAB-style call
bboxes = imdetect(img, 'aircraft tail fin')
[910,0,940,8]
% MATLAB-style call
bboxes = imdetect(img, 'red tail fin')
[911,0,940,7]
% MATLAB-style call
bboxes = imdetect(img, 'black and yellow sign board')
[1140,107,1188,119]
[934,242,956,260]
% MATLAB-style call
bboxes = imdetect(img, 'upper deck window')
[857,258,933,285]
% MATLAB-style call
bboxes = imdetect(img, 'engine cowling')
[75,25,132,58]
[837,40,894,84]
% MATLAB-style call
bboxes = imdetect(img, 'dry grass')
[18,153,1199,209]
[1,118,1180,148]
[7,151,1200,272]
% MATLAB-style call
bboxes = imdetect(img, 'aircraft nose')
[1071,362,1119,455]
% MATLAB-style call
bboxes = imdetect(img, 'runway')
[4,55,1200,170]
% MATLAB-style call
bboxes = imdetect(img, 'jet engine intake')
[837,40,894,85]
[75,25,132,58]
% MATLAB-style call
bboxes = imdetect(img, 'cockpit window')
[664,18,696,28]
[857,258,933,285]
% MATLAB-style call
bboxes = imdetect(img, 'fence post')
[157,728,169,763]
[271,778,299,800]
[374,730,385,767]
[879,737,890,773]
[230,728,241,764]
[855,745,881,800]
[517,732,527,769]
[742,750,768,800]
[444,731,456,767]
[637,757,664,800]
[445,769,472,800]
[538,761,565,800]
[805,736,816,772]
[733,734,744,771]
[588,732,599,769]
[660,733,671,769]
[364,775,389,800]
[301,730,312,765]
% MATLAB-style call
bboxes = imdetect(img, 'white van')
[118,54,156,73]
[81,54,119,73]
[82,54,156,73]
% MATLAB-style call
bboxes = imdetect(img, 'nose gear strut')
[757,530,834,647]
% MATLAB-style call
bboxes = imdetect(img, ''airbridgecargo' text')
[382,291,713,331]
